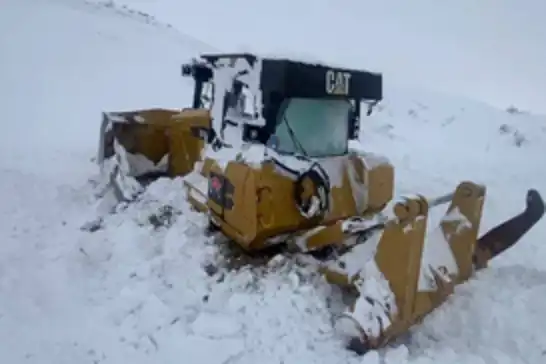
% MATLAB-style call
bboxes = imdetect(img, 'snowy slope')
[1,0,546,364]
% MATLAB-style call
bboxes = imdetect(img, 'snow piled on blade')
[2,0,546,363]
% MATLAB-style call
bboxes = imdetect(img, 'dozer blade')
[96,109,178,203]
[96,108,211,203]
[98,109,178,177]
[326,182,544,354]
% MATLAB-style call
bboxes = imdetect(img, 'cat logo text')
[325,70,351,95]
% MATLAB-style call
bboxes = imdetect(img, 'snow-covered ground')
[1,0,546,363]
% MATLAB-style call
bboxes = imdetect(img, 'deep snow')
[1,0,546,363]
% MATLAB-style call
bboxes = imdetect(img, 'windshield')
[272,98,351,158]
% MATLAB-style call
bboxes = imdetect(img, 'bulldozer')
[97,53,545,354]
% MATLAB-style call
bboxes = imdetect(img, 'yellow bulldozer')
[97,53,545,354]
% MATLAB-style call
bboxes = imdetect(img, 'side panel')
[324,169,359,221]
[348,152,394,211]
[254,162,308,245]
[223,164,258,247]
[252,155,391,248]
[203,153,394,251]
[205,162,259,249]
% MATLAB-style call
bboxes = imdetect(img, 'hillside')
[1,0,546,363]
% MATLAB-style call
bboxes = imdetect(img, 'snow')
[209,56,265,129]
[348,261,398,338]
[417,225,459,292]
[334,259,397,349]
[327,231,383,279]
[2,0,546,364]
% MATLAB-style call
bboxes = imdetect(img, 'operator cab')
[181,53,383,158]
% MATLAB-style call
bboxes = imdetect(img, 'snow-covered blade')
[97,108,212,203]
[97,109,176,176]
